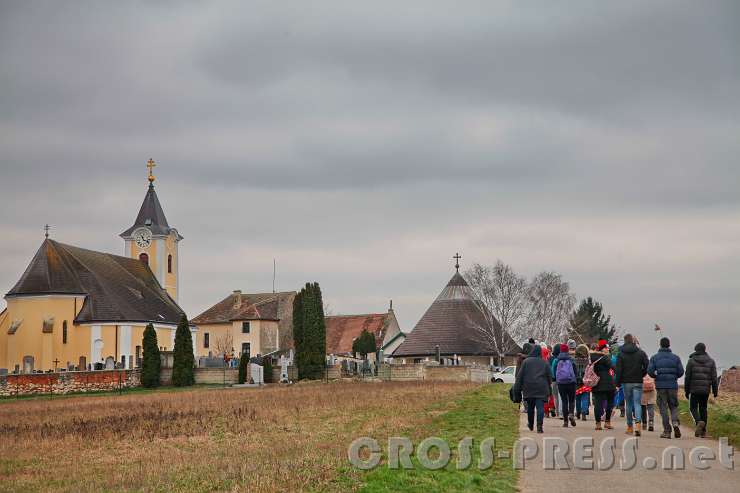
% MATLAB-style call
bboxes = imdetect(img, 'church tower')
[120,159,183,302]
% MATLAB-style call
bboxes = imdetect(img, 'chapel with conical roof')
[392,255,520,367]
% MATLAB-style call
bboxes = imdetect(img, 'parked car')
[491,366,516,384]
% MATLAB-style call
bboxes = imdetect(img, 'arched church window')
[168,254,173,273]
[62,321,68,344]
[139,253,149,265]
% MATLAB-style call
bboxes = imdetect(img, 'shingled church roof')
[6,239,185,325]
[120,183,182,238]
[392,271,520,357]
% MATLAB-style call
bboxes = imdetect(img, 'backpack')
[556,358,576,384]
[583,356,604,388]
[509,386,522,403]
[642,375,655,392]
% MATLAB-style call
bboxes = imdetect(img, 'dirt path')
[517,410,738,492]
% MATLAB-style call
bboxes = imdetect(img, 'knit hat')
[567,339,577,350]
[552,344,561,356]
[597,339,608,350]
[559,343,569,353]
[575,344,590,358]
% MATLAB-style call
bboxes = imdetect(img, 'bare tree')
[527,271,577,345]
[213,332,234,358]
[465,262,530,363]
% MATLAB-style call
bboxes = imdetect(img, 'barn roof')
[191,291,296,324]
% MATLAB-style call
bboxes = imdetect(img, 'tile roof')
[6,240,185,325]
[325,313,391,355]
[191,291,296,325]
[393,272,520,357]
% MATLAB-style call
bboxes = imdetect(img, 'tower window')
[139,253,149,265]
[168,254,173,273]
[242,322,251,334]
[62,321,68,344]
[204,332,210,349]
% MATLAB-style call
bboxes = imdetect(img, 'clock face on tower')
[133,227,152,248]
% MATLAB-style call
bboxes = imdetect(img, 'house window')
[204,333,210,349]
[167,255,173,273]
[241,343,251,359]
[139,253,149,265]
[242,322,250,334]
[62,321,68,344]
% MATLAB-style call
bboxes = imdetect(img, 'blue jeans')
[576,392,590,415]
[623,383,643,426]
[526,398,545,429]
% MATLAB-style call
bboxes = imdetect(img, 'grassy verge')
[358,384,519,493]
[679,393,740,445]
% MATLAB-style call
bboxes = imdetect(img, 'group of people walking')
[512,334,719,439]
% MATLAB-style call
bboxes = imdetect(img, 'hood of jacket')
[529,345,542,358]
[621,343,639,355]
[690,351,712,364]
[557,351,572,361]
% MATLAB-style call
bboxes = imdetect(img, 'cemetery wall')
[425,366,470,382]
[159,368,238,386]
[387,364,425,381]
[0,370,140,397]
[720,367,740,393]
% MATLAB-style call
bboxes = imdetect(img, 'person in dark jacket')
[684,342,719,438]
[615,334,649,436]
[590,340,616,430]
[555,343,578,427]
[513,344,552,433]
[648,337,685,439]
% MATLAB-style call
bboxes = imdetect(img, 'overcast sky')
[1,1,739,368]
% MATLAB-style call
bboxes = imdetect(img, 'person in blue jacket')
[647,337,685,439]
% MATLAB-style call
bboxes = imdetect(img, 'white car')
[491,366,516,384]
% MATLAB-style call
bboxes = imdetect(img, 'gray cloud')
[1,1,739,368]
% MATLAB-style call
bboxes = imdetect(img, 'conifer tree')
[141,323,161,388]
[171,314,195,386]
[238,353,250,384]
[293,283,327,380]
[570,297,618,345]
[352,329,377,358]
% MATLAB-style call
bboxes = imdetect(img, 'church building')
[0,161,189,373]
[392,257,520,367]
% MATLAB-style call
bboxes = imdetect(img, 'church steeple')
[120,160,182,302]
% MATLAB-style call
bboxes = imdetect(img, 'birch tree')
[527,271,577,345]
[465,261,529,363]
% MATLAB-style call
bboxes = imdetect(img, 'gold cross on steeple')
[147,158,156,183]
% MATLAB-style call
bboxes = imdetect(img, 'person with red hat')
[590,339,616,430]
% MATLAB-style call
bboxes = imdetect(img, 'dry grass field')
[0,381,476,492]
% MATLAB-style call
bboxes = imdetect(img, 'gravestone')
[104,356,115,370]
[0,368,7,376]
[78,356,86,372]
[250,363,264,385]
[279,355,289,383]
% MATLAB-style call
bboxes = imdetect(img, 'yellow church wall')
[1,296,86,371]
[163,233,178,301]
[131,239,158,276]
[0,309,8,369]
